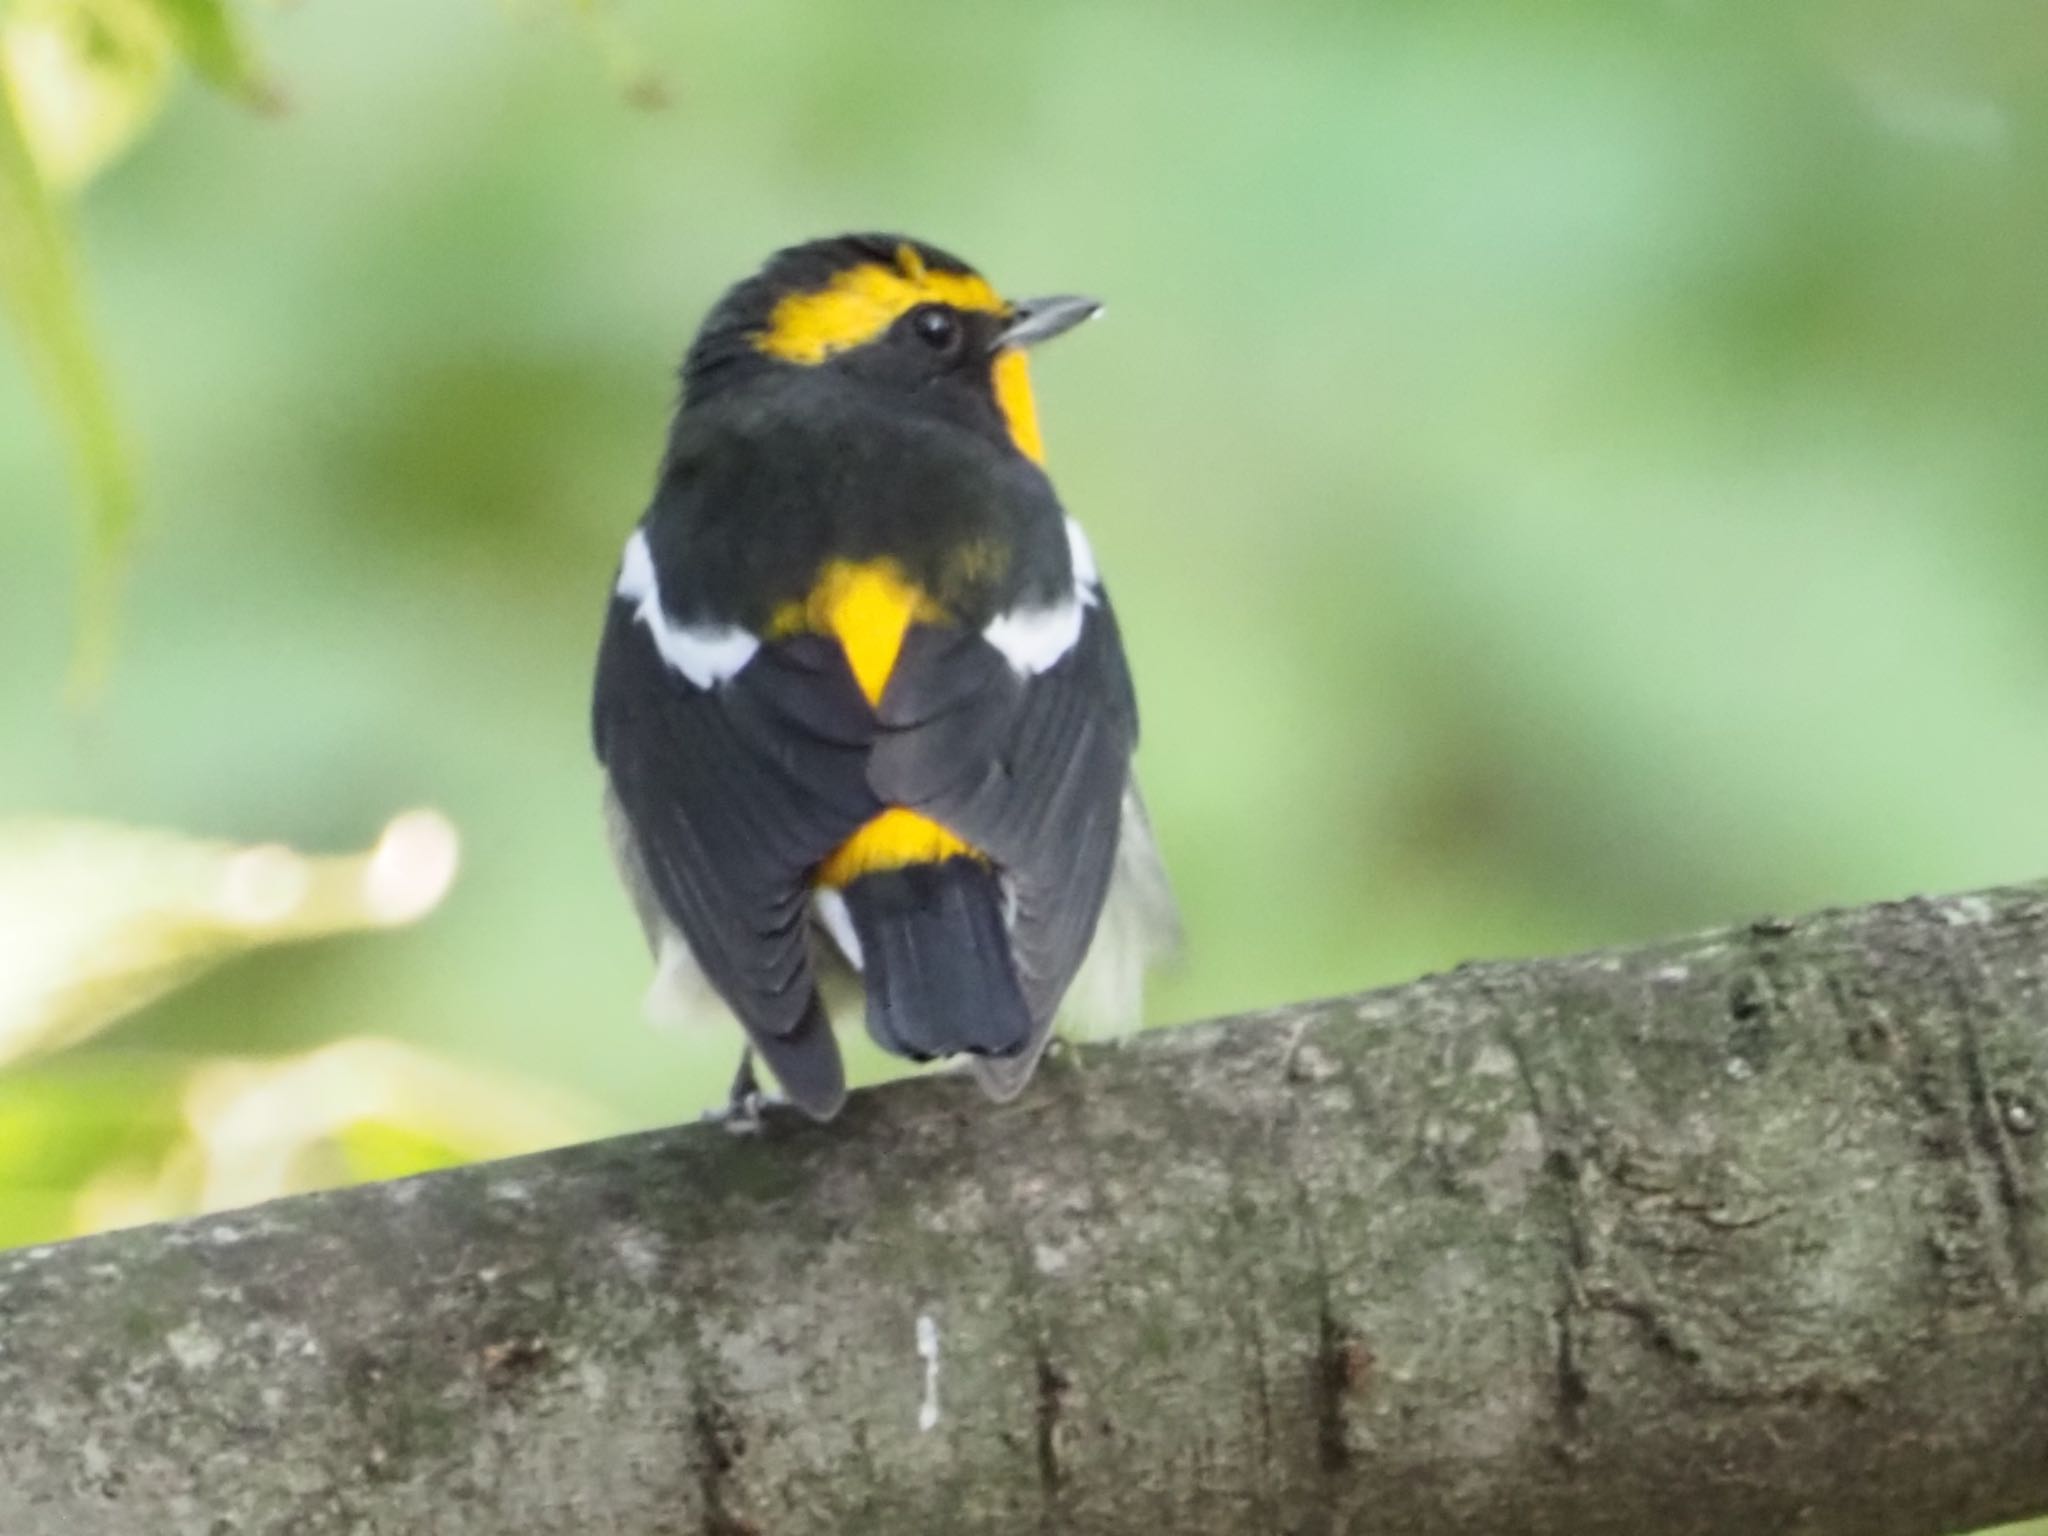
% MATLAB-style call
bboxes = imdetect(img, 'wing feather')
[593,600,879,1110]
[870,598,1139,1064]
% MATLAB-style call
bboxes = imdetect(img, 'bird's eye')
[909,305,960,351]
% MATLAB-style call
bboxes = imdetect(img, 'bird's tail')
[840,856,1032,1062]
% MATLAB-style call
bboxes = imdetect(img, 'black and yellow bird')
[592,234,1176,1120]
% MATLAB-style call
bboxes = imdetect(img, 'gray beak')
[996,294,1103,351]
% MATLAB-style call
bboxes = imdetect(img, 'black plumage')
[841,858,1033,1061]
[594,621,879,1031]
[591,233,1159,1119]
[871,603,1137,1036]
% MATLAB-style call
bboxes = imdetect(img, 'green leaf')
[2,0,176,189]
[0,1054,185,1248]
[561,0,668,109]
[178,1038,602,1218]
[148,0,276,107]
[0,0,273,697]
[0,65,135,698]
[0,811,461,1068]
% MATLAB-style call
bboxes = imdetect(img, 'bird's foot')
[721,1088,768,1136]
[698,1086,786,1135]
[697,1049,783,1134]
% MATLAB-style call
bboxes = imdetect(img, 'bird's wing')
[592,598,879,1118]
[868,592,1141,1095]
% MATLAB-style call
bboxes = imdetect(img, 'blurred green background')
[4,0,2048,1308]
[6,5,2048,1525]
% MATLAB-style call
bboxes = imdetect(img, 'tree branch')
[4,885,2048,1534]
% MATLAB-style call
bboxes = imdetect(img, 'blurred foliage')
[0,809,473,1238]
[0,0,274,691]
[0,808,455,1065]
[0,7,2045,1503]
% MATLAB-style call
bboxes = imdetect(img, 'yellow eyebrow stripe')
[753,248,1053,463]
[753,259,1009,365]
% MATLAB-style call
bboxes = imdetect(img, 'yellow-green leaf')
[560,0,669,109]
[1,0,276,698]
[1,0,174,189]
[0,61,137,697]
[0,810,461,1069]
[148,0,275,107]
[177,1038,600,1214]
[60,1038,600,1236]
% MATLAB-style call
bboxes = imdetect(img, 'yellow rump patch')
[768,558,944,705]
[816,807,977,888]
[754,254,1008,366]
[768,556,983,887]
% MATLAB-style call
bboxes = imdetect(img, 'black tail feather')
[842,858,1031,1062]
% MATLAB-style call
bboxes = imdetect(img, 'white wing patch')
[1063,515,1100,591]
[617,528,759,688]
[983,602,1085,676]
[812,888,864,971]
[981,517,1104,676]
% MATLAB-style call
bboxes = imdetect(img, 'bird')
[592,233,1177,1122]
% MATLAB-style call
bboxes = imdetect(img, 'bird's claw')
[721,1087,770,1136]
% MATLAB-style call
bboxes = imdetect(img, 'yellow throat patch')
[990,349,1045,465]
[769,559,980,886]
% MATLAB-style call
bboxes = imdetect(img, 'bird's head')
[679,234,1100,466]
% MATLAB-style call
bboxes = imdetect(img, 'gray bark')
[3,887,2048,1535]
